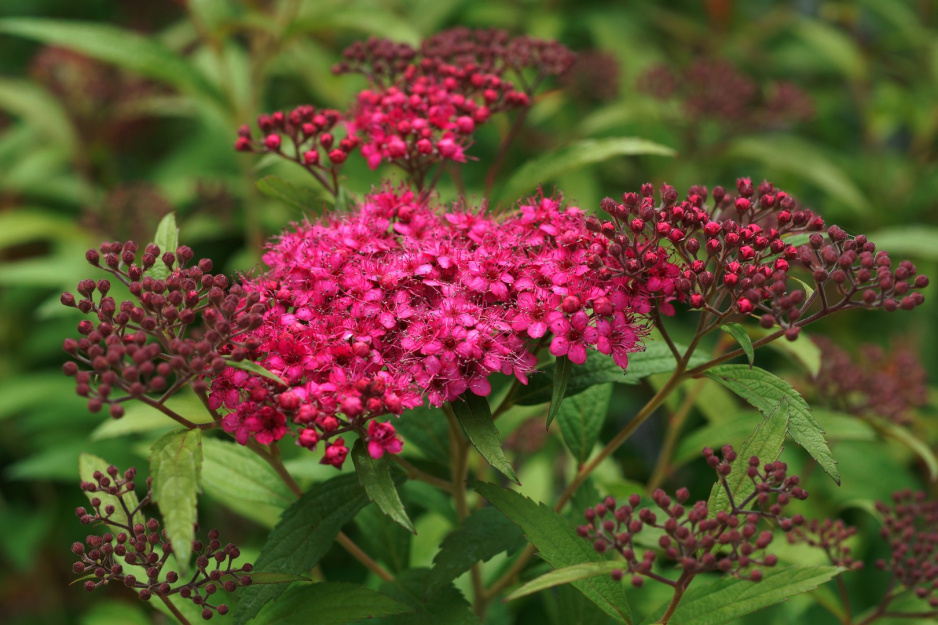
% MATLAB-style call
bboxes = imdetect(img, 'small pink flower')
[321,438,349,468]
[367,420,404,459]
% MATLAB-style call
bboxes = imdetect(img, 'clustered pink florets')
[208,187,650,465]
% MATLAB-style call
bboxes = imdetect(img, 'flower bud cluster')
[874,490,938,607]
[234,105,356,192]
[72,465,253,619]
[61,240,266,418]
[595,179,928,339]
[239,29,573,190]
[786,518,863,570]
[577,446,807,587]
[813,337,927,425]
[637,59,813,128]
[207,186,651,466]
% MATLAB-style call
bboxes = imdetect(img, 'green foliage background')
[0,1,936,623]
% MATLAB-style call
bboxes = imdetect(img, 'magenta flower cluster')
[209,187,650,467]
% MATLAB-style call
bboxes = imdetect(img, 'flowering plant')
[36,22,936,625]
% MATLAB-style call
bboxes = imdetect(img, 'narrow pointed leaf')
[233,474,372,625]
[351,439,415,533]
[256,175,327,213]
[639,565,843,625]
[547,355,572,429]
[253,582,412,625]
[876,418,938,481]
[221,358,287,386]
[719,323,754,367]
[78,453,140,528]
[475,482,631,624]
[507,561,623,600]
[705,365,840,484]
[501,137,675,200]
[451,393,518,484]
[707,401,788,516]
[0,19,227,110]
[149,213,178,281]
[149,429,202,573]
[557,383,613,466]
[426,507,525,596]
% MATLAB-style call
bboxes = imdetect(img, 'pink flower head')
[367,420,404,459]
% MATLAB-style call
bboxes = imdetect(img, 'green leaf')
[351,439,415,534]
[378,568,480,625]
[547,355,572,429]
[557,383,613,467]
[720,323,754,367]
[706,400,789,516]
[475,482,631,624]
[875,418,938,482]
[451,393,519,484]
[621,341,708,383]
[201,437,295,510]
[394,404,450,467]
[148,213,178,281]
[500,137,675,200]
[355,504,413,573]
[507,561,623,600]
[0,19,227,110]
[866,226,938,262]
[755,328,822,377]
[792,18,865,79]
[705,365,840,484]
[78,453,140,528]
[426,507,525,597]
[0,78,76,154]
[253,582,412,625]
[222,357,287,386]
[233,473,372,625]
[231,572,310,585]
[256,175,327,213]
[639,565,843,625]
[149,429,202,573]
[726,136,872,216]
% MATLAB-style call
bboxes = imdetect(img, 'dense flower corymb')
[208,187,651,464]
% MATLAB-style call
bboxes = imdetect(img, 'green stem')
[645,377,706,493]
[656,572,694,624]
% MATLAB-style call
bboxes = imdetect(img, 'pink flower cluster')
[209,187,650,467]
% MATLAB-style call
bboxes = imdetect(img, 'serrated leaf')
[201,438,295,510]
[639,565,843,625]
[254,582,412,625]
[451,392,519,484]
[475,482,631,624]
[557,383,613,467]
[507,561,623,600]
[222,357,287,386]
[547,355,572,429]
[378,568,480,625]
[149,429,202,573]
[501,137,675,200]
[705,365,840,484]
[256,175,327,213]
[148,213,178,281]
[351,439,415,534]
[707,401,789,516]
[720,323,754,367]
[233,473,372,625]
[229,572,310,585]
[0,19,227,111]
[78,453,140,528]
[426,507,525,597]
